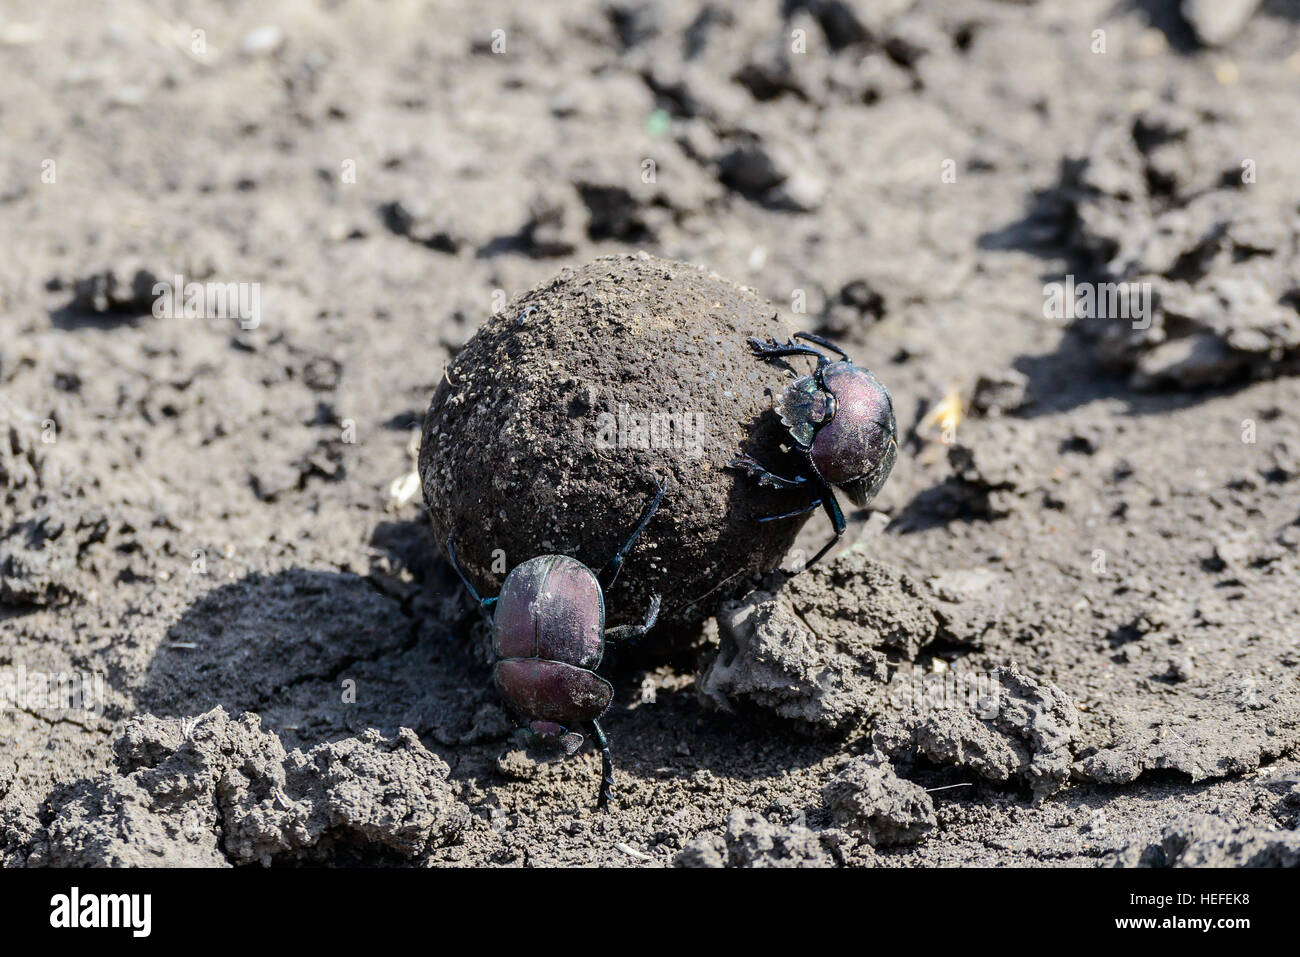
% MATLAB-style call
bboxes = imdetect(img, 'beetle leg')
[445,532,498,613]
[799,488,846,572]
[756,498,822,522]
[591,719,615,811]
[793,331,849,360]
[605,593,661,643]
[728,454,807,490]
[747,336,830,367]
[599,476,667,590]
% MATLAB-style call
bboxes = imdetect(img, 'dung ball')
[419,253,809,629]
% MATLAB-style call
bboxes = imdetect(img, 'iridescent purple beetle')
[445,478,665,810]
[730,332,897,569]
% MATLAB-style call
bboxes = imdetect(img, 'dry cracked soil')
[3,0,1300,868]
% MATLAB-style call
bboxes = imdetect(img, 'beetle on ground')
[445,477,666,809]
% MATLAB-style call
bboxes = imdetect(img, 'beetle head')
[774,373,835,448]
[516,720,585,762]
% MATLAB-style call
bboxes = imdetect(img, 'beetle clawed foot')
[596,757,615,812]
[728,454,806,491]
[746,335,833,369]
[747,335,796,356]
[727,453,763,475]
[727,454,775,486]
[591,719,616,812]
[518,721,585,763]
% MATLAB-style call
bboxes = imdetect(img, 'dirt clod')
[1060,106,1300,390]
[1133,814,1300,867]
[674,808,837,868]
[873,664,1080,797]
[698,549,984,732]
[1073,679,1300,785]
[38,709,467,867]
[823,749,936,846]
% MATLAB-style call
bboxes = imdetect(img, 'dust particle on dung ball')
[419,253,811,629]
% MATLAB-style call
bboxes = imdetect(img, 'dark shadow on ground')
[1261,0,1300,21]
[141,519,499,757]
[140,512,846,796]
[978,183,1271,420]
[975,183,1080,264]
[1119,0,1201,55]
[49,305,153,331]
[886,482,990,535]
[1009,331,1258,420]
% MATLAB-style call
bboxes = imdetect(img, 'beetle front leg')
[793,331,849,360]
[747,336,831,367]
[591,719,615,811]
[599,476,667,590]
[728,454,807,490]
[445,532,498,613]
[605,593,660,644]
[757,498,822,522]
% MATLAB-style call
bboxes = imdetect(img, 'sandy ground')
[3,0,1300,867]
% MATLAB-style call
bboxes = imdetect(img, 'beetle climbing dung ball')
[420,254,813,628]
[729,332,898,570]
[444,478,666,809]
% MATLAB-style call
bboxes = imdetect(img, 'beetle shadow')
[140,519,503,756]
[885,483,987,535]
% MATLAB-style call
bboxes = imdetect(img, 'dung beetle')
[729,331,897,570]
[445,478,666,810]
